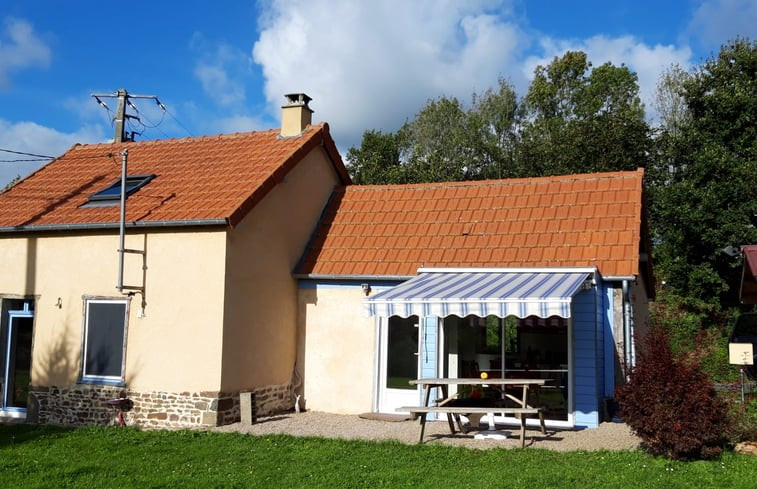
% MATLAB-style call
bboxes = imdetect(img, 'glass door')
[378,316,420,413]
[444,314,573,427]
[3,308,34,414]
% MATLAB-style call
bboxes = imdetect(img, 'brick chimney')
[280,93,313,137]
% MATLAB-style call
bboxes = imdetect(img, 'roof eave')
[0,218,229,234]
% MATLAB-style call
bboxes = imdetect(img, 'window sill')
[77,378,126,387]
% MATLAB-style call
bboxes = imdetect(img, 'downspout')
[372,317,381,413]
[117,149,128,292]
[622,279,634,378]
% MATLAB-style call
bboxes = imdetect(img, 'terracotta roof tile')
[0,124,349,230]
[298,169,648,278]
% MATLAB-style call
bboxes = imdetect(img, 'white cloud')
[0,119,105,187]
[253,0,525,150]
[251,1,706,150]
[191,33,250,107]
[194,64,246,107]
[0,17,51,89]
[523,35,693,123]
[212,115,269,134]
[688,0,757,50]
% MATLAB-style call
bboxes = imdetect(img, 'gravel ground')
[212,411,641,452]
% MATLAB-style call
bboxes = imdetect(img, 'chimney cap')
[283,93,312,107]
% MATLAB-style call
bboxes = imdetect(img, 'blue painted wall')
[572,285,600,428]
[420,316,439,416]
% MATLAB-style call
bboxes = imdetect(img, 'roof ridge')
[68,124,327,152]
[338,169,643,192]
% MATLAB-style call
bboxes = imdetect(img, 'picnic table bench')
[398,378,547,448]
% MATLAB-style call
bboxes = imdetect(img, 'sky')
[1,0,756,188]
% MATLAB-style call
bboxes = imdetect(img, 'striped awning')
[364,269,592,319]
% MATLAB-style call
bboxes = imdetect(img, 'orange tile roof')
[0,123,349,231]
[297,169,647,277]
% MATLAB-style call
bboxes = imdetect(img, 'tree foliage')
[346,52,650,183]
[648,38,757,308]
[346,79,519,183]
[518,51,650,175]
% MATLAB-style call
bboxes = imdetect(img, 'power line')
[0,148,55,159]
[0,158,51,163]
[164,107,194,138]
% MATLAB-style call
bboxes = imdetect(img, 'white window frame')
[80,298,129,384]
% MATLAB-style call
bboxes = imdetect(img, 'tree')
[347,51,651,183]
[518,51,651,176]
[654,63,692,138]
[346,80,520,184]
[648,38,757,308]
[346,129,410,185]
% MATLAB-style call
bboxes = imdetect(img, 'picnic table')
[398,377,547,448]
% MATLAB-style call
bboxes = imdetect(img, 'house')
[0,94,350,426]
[295,171,654,429]
[1,92,653,431]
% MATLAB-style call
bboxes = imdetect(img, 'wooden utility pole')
[91,89,164,142]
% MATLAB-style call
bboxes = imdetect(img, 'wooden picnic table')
[398,377,547,447]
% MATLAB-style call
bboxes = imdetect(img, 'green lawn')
[1,424,755,488]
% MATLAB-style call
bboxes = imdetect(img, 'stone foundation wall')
[28,382,293,429]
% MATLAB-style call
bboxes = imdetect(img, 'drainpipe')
[372,317,381,413]
[622,280,633,378]
[117,149,128,292]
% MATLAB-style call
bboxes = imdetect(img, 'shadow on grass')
[0,423,78,449]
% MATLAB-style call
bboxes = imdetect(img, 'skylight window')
[87,174,155,204]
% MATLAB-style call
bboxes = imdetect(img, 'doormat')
[358,412,411,422]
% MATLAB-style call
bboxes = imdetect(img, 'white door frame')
[2,302,34,418]
[375,316,421,413]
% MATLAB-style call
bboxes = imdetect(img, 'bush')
[615,327,730,460]
[726,394,757,443]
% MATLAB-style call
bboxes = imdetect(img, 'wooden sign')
[729,343,754,365]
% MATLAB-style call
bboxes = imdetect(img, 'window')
[81,299,129,383]
[84,174,155,206]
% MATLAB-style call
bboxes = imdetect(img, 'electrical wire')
[163,107,194,137]
[0,158,51,163]
[0,148,55,159]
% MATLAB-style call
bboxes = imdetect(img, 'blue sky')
[1,0,755,188]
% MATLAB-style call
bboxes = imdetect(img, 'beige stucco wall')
[297,286,376,414]
[0,229,227,393]
[221,147,341,393]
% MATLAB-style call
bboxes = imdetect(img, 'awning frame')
[364,267,598,319]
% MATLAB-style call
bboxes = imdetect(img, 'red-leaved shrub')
[615,327,729,460]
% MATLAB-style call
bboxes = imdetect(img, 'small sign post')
[729,343,754,403]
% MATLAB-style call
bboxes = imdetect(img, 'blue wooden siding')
[572,285,600,428]
[420,316,438,379]
[571,279,615,428]
[420,316,439,416]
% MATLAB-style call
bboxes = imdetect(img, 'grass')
[1,424,756,488]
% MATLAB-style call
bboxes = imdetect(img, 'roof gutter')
[0,218,229,234]
[601,275,637,282]
[293,273,416,281]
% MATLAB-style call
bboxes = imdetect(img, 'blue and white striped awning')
[364,268,593,319]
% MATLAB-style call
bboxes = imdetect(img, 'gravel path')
[212,411,641,452]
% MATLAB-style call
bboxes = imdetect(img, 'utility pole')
[91,89,166,143]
